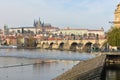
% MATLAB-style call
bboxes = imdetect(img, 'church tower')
[33,18,42,27]
[114,3,120,28]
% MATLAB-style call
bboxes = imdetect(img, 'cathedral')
[114,3,120,28]
[34,18,43,27]
[33,18,51,28]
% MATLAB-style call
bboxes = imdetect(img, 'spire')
[33,19,36,27]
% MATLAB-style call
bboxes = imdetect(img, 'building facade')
[57,29,88,36]
[56,27,105,39]
[114,3,120,28]
[8,18,59,35]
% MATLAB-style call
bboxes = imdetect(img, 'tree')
[27,36,36,47]
[17,36,24,46]
[24,36,36,48]
[107,27,120,48]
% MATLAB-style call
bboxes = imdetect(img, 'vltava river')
[105,64,120,80]
[0,49,95,80]
[0,49,118,80]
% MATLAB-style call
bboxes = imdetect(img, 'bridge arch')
[78,43,83,51]
[42,42,45,47]
[59,42,65,50]
[78,43,83,48]
[84,42,93,52]
[70,42,78,51]
[92,43,100,52]
[49,42,54,49]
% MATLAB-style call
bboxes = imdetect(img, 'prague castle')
[114,3,120,28]
[8,18,59,35]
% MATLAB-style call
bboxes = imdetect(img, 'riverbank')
[54,55,106,80]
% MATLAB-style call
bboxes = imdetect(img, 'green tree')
[17,37,23,46]
[107,27,120,48]
[27,37,34,47]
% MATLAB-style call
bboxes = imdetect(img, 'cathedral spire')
[33,19,36,27]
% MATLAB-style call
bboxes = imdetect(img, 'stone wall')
[53,55,106,80]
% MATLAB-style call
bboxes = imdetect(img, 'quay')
[53,53,120,80]
[106,53,120,64]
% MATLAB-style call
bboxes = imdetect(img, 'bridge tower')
[114,3,120,28]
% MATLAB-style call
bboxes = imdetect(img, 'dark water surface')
[0,49,95,80]
[105,64,120,80]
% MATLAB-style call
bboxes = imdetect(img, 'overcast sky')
[0,0,119,31]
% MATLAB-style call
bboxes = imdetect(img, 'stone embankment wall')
[106,53,120,64]
[53,55,106,80]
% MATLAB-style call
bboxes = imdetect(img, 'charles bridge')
[37,39,106,51]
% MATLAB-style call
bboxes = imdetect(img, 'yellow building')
[57,28,105,38]
[58,29,88,35]
[114,3,120,28]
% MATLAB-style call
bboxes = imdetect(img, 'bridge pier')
[62,43,70,50]
[37,43,42,48]
[52,43,59,49]
[42,43,49,49]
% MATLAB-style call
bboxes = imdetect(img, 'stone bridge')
[37,39,106,51]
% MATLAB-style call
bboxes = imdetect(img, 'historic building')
[56,27,105,39]
[8,18,59,35]
[114,3,120,28]
[57,27,88,36]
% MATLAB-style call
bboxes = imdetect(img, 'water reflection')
[0,49,96,80]
[105,64,120,80]
[33,60,79,80]
[0,57,79,80]
[0,49,95,60]
[1,49,120,80]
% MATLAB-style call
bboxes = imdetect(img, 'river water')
[0,49,95,80]
[105,64,120,80]
[0,49,118,80]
